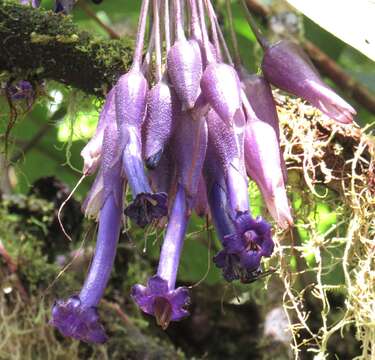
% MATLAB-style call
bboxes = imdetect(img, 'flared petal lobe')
[132,186,191,329]
[132,275,190,324]
[51,296,107,344]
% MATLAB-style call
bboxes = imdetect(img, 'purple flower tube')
[244,112,293,229]
[132,184,190,330]
[51,121,124,343]
[204,131,274,282]
[206,109,248,213]
[19,0,40,8]
[81,88,115,176]
[144,79,177,169]
[171,112,208,207]
[116,71,167,228]
[239,70,287,182]
[262,40,356,124]
[166,0,202,110]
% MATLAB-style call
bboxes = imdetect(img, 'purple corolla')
[6,80,35,109]
[132,185,190,329]
[201,63,243,125]
[144,78,177,169]
[81,88,115,176]
[240,71,287,182]
[51,120,125,343]
[213,211,274,282]
[166,0,202,110]
[19,0,40,7]
[244,116,293,229]
[204,148,274,282]
[240,73,293,229]
[121,123,168,228]
[262,40,356,124]
[171,112,208,207]
[206,109,248,213]
[115,0,167,228]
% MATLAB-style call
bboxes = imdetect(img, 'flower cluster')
[50,0,355,343]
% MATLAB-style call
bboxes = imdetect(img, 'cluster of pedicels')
[48,0,356,343]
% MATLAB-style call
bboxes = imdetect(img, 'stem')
[79,182,123,307]
[157,185,189,289]
[153,0,162,82]
[164,0,171,51]
[197,0,214,63]
[132,0,151,70]
[206,0,233,65]
[239,0,269,50]
[204,0,221,61]
[189,0,202,40]
[78,1,120,39]
[226,0,241,67]
[174,0,185,41]
[142,30,155,75]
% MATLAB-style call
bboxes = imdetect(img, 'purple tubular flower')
[244,116,293,229]
[132,185,190,329]
[201,63,242,125]
[55,0,75,13]
[122,126,168,227]
[171,112,208,206]
[262,40,356,124]
[51,122,124,343]
[240,71,287,182]
[206,110,249,213]
[167,38,203,110]
[115,70,167,227]
[20,0,40,7]
[214,212,274,282]
[81,88,115,176]
[7,80,34,104]
[144,79,177,169]
[204,149,274,282]
[239,73,293,228]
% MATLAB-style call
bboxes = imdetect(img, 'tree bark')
[0,2,133,96]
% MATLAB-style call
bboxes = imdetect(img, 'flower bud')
[262,40,356,124]
[201,63,242,125]
[144,79,177,169]
[167,39,203,110]
[240,72,288,182]
[244,117,293,229]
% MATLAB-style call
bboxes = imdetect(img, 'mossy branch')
[0,2,133,96]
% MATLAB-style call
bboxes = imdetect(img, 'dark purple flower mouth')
[124,192,168,228]
[132,275,190,330]
[50,296,107,344]
[213,212,274,282]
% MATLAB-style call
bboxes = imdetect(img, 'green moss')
[0,3,133,96]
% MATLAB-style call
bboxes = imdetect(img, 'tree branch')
[0,2,133,96]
